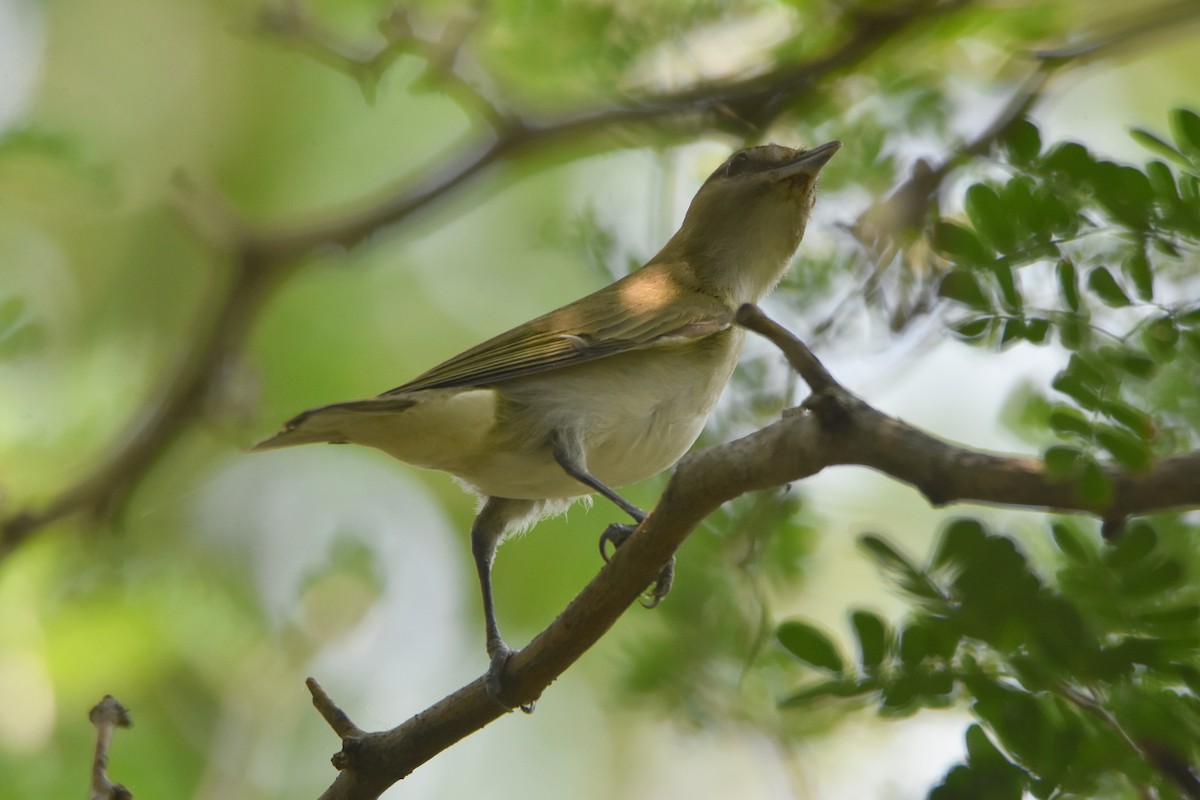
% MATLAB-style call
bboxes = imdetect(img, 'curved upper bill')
[773,140,842,178]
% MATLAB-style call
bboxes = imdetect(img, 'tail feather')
[252,397,417,452]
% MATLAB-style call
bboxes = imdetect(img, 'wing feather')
[386,263,731,394]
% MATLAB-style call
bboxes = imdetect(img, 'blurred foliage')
[935,110,1200,489]
[778,516,1200,799]
[2,0,1200,798]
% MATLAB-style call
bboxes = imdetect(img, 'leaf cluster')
[936,110,1200,497]
[777,517,1200,799]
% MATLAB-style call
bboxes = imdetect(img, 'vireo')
[255,141,840,702]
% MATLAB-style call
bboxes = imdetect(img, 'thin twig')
[736,304,837,393]
[89,695,133,800]
[307,678,364,740]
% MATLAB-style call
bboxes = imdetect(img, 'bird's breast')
[470,328,745,498]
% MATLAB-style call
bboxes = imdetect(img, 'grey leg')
[551,431,673,607]
[551,431,645,523]
[471,497,536,713]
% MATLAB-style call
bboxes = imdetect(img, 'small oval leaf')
[778,620,845,675]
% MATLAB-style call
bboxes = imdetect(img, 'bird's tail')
[251,397,417,452]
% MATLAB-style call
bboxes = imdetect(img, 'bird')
[254,140,841,706]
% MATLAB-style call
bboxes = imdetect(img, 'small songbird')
[254,140,840,703]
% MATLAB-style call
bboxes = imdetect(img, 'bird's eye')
[725,151,750,177]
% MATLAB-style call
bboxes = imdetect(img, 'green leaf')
[1181,306,1200,327]
[934,220,992,267]
[930,726,1026,800]
[1067,352,1106,387]
[1051,372,1100,410]
[1142,315,1179,361]
[1095,424,1151,470]
[1122,250,1154,301]
[990,263,1022,313]
[1130,127,1189,166]
[1145,160,1183,208]
[965,184,1016,252]
[1047,405,1092,438]
[1023,317,1050,344]
[1086,267,1130,307]
[880,674,919,714]
[1004,118,1041,164]
[1090,161,1155,229]
[1056,260,1080,312]
[952,316,994,341]
[850,609,889,670]
[1098,397,1154,437]
[1121,557,1185,596]
[1170,108,1200,157]
[778,620,845,675]
[999,318,1024,348]
[1051,522,1093,562]
[1099,345,1156,379]
[858,534,943,602]
[932,518,988,569]
[1042,141,1093,182]
[1104,522,1156,568]
[778,679,860,707]
[965,724,1012,772]
[1036,185,1076,236]
[938,269,990,310]
[1056,313,1087,351]
[899,621,933,666]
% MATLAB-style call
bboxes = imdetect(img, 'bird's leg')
[551,431,645,523]
[552,432,673,608]
[471,498,535,713]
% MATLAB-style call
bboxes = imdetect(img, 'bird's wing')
[386,263,733,394]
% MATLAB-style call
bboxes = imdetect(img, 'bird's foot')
[641,555,675,609]
[598,523,675,609]
[599,522,637,562]
[485,645,535,714]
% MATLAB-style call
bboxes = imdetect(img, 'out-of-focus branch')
[305,306,1200,800]
[89,695,133,800]
[0,0,967,561]
[259,1,504,119]
[1035,0,1200,62]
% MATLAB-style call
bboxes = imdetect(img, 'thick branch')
[306,307,1200,799]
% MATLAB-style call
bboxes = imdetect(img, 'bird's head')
[665,140,841,304]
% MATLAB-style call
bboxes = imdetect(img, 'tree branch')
[304,306,1200,799]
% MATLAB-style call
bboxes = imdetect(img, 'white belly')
[460,330,744,499]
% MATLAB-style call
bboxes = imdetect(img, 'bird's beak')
[773,140,842,179]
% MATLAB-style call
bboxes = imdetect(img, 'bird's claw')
[598,524,675,608]
[640,555,675,608]
[599,522,638,562]
[485,645,535,714]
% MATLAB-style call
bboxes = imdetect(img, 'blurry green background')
[1,0,1198,797]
